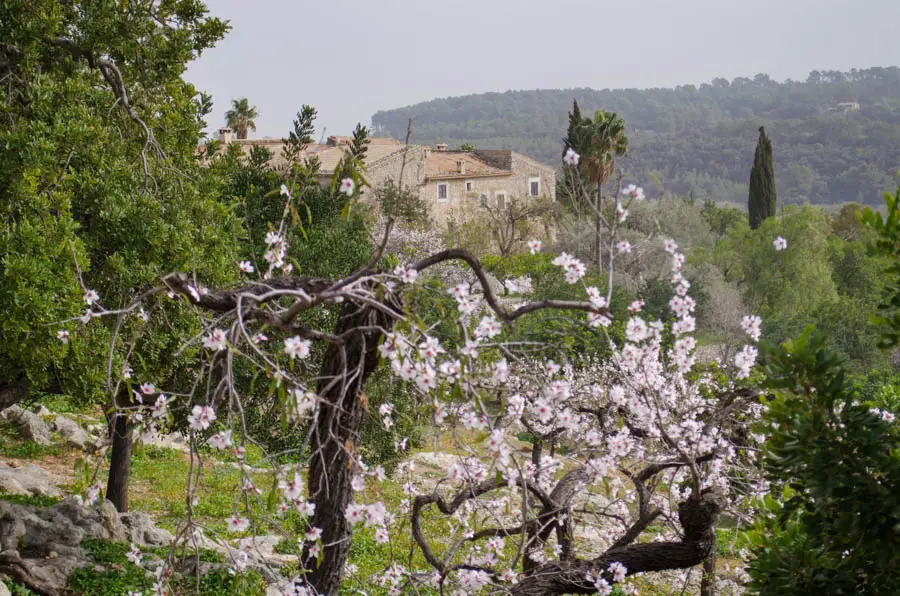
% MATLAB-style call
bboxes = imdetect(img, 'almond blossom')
[187,405,216,431]
[563,147,580,166]
[202,328,227,351]
[284,336,312,359]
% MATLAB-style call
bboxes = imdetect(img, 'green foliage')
[0,491,61,507]
[0,0,240,411]
[67,539,249,596]
[706,204,888,370]
[747,328,900,594]
[67,563,151,596]
[480,252,630,359]
[748,126,776,229]
[860,184,900,348]
[375,178,430,226]
[0,425,63,458]
[188,567,267,596]
[373,68,900,205]
[7,583,38,596]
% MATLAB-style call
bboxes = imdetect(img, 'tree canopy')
[372,68,900,205]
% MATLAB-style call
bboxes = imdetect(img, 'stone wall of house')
[510,153,557,201]
[356,146,427,209]
[422,153,556,225]
[423,175,516,224]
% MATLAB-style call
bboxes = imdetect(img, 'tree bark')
[595,183,602,276]
[106,412,133,512]
[700,547,717,596]
[304,298,398,594]
[510,489,724,595]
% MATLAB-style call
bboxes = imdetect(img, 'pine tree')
[748,126,777,229]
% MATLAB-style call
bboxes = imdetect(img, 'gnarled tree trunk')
[304,298,398,594]
[510,489,724,595]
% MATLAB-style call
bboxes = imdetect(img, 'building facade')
[210,129,556,225]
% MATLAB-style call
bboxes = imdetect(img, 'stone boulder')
[0,499,93,594]
[1,405,52,445]
[51,416,90,450]
[0,580,10,596]
[120,512,174,547]
[0,463,63,497]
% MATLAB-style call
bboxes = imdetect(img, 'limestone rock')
[0,579,10,596]
[0,463,63,497]
[120,512,174,547]
[98,499,127,542]
[33,405,51,418]
[2,405,52,445]
[51,416,91,450]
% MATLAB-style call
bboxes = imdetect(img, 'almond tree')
[46,145,777,595]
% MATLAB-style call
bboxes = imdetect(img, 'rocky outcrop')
[1,406,51,445]
[120,512,173,547]
[0,463,64,497]
[0,497,295,595]
[50,416,91,450]
[0,498,98,594]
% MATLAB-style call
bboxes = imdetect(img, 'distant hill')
[372,68,900,205]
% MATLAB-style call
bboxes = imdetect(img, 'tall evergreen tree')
[562,98,582,160]
[749,126,777,229]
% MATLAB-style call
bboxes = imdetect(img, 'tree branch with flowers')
[34,128,779,596]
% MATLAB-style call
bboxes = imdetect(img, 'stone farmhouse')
[213,128,556,225]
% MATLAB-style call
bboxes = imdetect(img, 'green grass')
[129,444,274,534]
[0,491,62,507]
[0,425,63,459]
[36,393,97,416]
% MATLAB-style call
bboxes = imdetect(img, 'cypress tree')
[748,126,777,229]
[562,99,583,158]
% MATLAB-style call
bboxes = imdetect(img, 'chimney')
[457,159,466,174]
[435,143,448,152]
[218,127,234,145]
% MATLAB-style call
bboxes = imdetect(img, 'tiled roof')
[424,151,511,180]
[215,137,408,173]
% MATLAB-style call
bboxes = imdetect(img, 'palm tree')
[224,98,258,140]
[565,106,628,273]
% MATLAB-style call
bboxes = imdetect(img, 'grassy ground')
[1,406,750,595]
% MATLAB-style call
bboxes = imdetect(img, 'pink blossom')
[227,515,250,533]
[202,328,227,351]
[187,405,216,431]
[284,336,312,359]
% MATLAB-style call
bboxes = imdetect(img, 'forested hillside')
[372,68,900,205]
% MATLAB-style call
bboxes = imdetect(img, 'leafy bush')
[747,328,900,594]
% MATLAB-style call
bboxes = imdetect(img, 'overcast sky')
[186,0,899,139]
